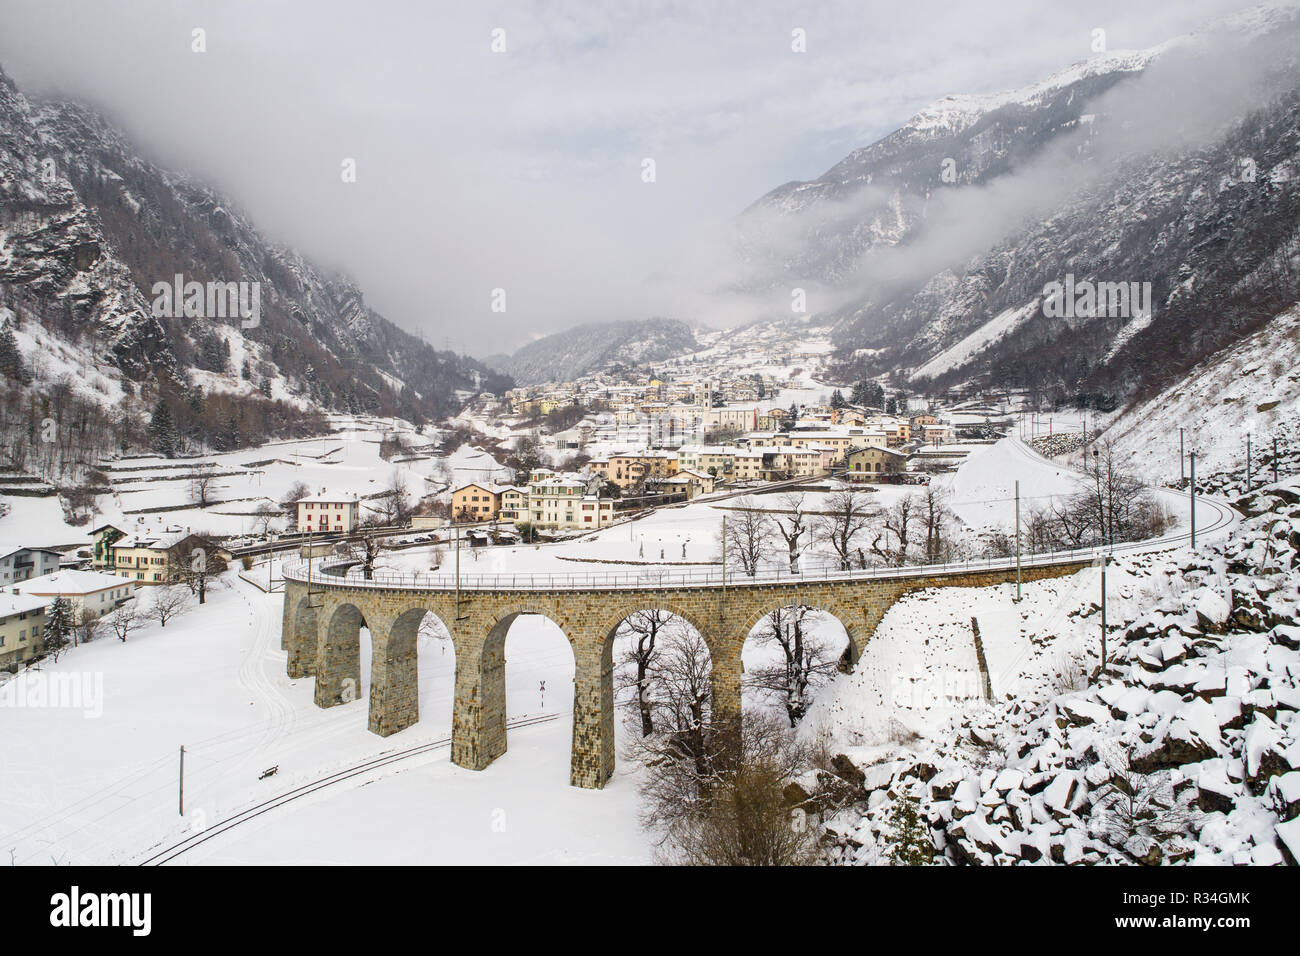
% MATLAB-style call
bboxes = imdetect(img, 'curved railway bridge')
[280,551,1111,789]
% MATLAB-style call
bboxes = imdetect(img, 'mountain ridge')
[490,316,698,385]
[0,63,511,434]
[735,1,1300,407]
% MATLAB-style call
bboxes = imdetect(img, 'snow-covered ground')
[801,559,1163,753]
[0,411,1248,865]
[0,567,649,865]
[0,415,512,549]
[811,482,1300,866]
[1101,306,1300,486]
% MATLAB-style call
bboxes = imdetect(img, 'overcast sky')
[0,0,1255,356]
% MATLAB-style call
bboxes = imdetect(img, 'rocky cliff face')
[0,65,509,421]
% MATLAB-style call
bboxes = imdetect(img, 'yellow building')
[111,527,195,584]
[451,483,502,522]
[846,445,909,479]
[595,451,679,489]
[677,445,735,479]
[0,591,47,671]
[498,486,528,521]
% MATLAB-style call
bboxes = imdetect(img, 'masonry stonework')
[281,559,1088,789]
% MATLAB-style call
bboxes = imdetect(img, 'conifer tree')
[148,400,179,458]
[45,597,75,661]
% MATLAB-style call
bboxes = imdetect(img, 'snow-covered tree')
[44,597,75,660]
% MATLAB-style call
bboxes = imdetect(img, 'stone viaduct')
[278,556,1090,789]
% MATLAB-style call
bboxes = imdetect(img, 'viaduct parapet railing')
[282,543,1122,594]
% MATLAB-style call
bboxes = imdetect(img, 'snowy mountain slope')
[912,301,1039,380]
[1100,305,1300,486]
[0,64,509,425]
[492,317,697,385]
[737,2,1300,407]
[809,488,1300,866]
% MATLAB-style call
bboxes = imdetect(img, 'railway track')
[136,712,560,865]
[1005,435,1239,553]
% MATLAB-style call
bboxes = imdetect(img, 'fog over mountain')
[0,0,1252,355]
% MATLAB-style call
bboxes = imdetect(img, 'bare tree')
[433,458,455,489]
[1024,504,1057,554]
[106,603,143,642]
[280,480,311,523]
[189,464,220,508]
[872,493,917,567]
[772,493,809,573]
[253,502,280,539]
[721,499,773,577]
[375,468,412,526]
[636,710,819,866]
[650,627,714,766]
[1093,743,1198,861]
[621,627,714,779]
[74,614,101,647]
[616,608,680,737]
[1043,442,1167,549]
[168,535,226,604]
[920,483,953,563]
[417,611,452,655]
[149,585,192,629]
[346,533,389,580]
[1080,441,1146,547]
[744,605,839,726]
[817,488,877,570]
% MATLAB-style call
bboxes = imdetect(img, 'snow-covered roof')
[0,591,50,618]
[16,569,135,596]
[114,527,195,550]
[298,492,360,503]
[0,547,62,561]
[848,445,909,458]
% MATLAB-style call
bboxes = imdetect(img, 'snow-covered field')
[0,415,511,549]
[0,567,650,865]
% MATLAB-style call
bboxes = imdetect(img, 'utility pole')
[1095,555,1108,667]
[1189,452,1197,550]
[1014,479,1022,602]
[178,745,186,817]
[1179,428,1185,483]
[1246,429,1252,492]
[720,514,727,617]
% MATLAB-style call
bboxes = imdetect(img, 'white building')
[297,493,361,534]
[0,548,62,585]
[16,569,137,624]
[527,472,614,530]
